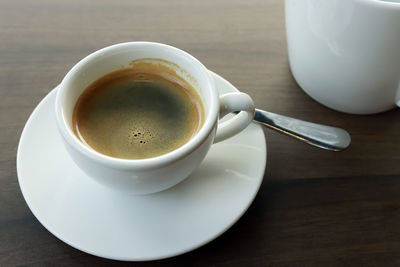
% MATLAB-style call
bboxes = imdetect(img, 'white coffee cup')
[55,42,255,195]
[285,0,400,114]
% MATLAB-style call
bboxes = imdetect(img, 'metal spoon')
[251,109,351,151]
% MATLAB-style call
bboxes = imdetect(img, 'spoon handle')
[253,109,351,151]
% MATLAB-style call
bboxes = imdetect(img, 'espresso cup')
[286,0,400,114]
[55,42,255,194]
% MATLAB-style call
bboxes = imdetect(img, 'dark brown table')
[2,0,400,265]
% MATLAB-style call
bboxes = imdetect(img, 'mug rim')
[359,0,400,8]
[55,42,219,170]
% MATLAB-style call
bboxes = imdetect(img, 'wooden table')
[1,0,400,265]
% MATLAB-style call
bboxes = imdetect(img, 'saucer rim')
[16,71,267,261]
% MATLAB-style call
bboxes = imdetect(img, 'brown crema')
[72,60,205,159]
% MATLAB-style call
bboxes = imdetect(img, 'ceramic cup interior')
[56,42,220,165]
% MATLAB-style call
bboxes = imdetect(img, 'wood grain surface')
[1,0,400,265]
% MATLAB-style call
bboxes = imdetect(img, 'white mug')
[55,42,255,195]
[285,0,400,114]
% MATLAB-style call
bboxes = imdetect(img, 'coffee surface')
[72,63,204,159]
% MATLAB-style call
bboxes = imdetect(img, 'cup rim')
[55,42,219,170]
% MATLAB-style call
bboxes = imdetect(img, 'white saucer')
[17,71,267,261]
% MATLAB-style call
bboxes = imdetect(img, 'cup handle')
[214,92,255,143]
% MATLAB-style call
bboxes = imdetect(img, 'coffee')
[72,60,205,159]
